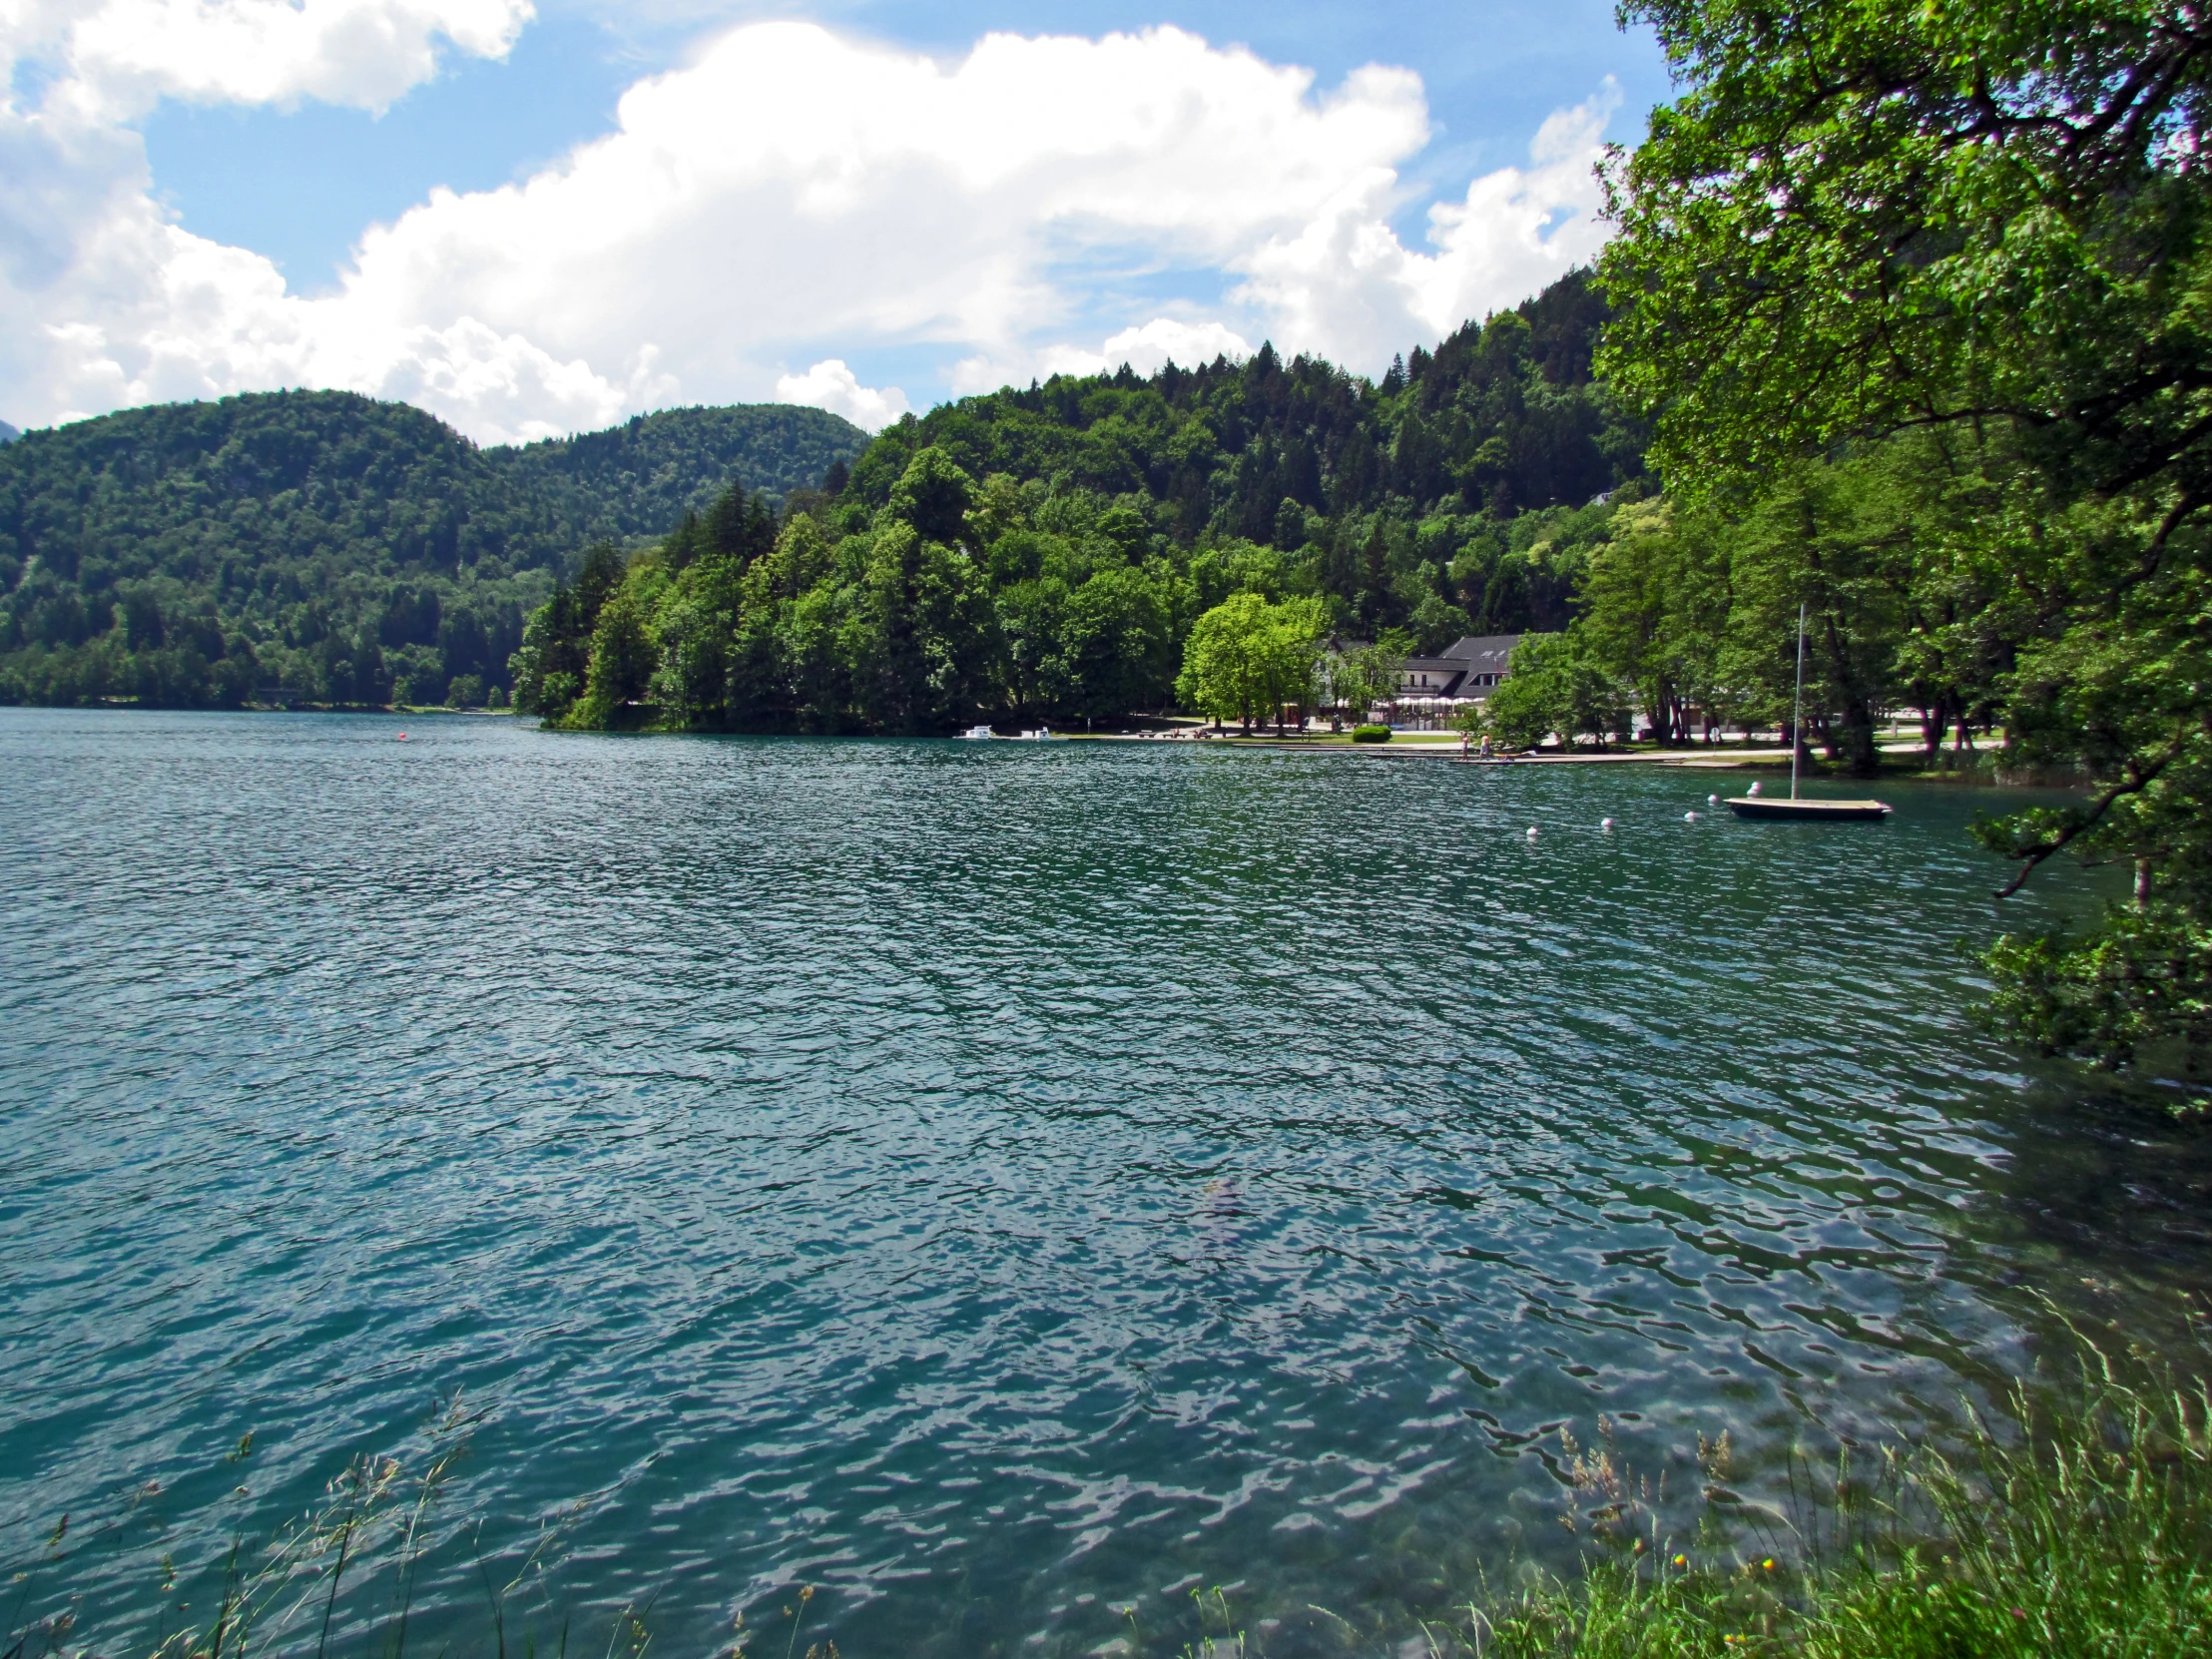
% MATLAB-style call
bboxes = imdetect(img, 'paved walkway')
[1243,742,1801,764]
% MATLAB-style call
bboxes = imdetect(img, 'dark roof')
[1439,634,1521,674]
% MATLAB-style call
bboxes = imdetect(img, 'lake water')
[4,709,2207,1659]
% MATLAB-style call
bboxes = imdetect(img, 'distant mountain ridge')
[0,390,866,708]
[0,421,18,445]
[2,269,1641,716]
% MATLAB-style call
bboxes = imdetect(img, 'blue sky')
[4,0,1672,439]
[144,3,1670,291]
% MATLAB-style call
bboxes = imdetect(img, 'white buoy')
[1601,817,1615,831]
[1708,793,1719,804]
[1748,780,1762,797]
[1526,826,1539,839]
[1684,810,1700,822]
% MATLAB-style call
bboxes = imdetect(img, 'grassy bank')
[1424,1324,2212,1659]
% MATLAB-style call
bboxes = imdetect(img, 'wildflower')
[1672,1554,1687,1567]
[1762,1558,1776,1570]
[2011,1608,2026,1619]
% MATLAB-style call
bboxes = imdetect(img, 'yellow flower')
[1672,1554,1687,1567]
[1762,1558,1776,1570]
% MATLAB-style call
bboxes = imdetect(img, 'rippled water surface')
[5,710,2209,1657]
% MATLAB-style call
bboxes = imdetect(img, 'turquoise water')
[3,709,2206,1658]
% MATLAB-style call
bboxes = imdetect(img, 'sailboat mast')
[1791,601,1807,801]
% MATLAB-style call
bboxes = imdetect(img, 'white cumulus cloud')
[0,16,1622,442]
[11,0,533,118]
[1099,318,1255,374]
[1231,86,1620,370]
[774,359,910,432]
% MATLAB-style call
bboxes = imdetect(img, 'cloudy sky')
[0,0,1669,443]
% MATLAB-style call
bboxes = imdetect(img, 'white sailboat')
[1727,603,1893,822]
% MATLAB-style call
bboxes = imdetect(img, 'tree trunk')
[1814,608,1881,777]
[1839,698,1880,776]
[1922,699,1947,766]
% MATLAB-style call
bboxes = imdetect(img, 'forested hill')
[0,391,866,708]
[1,268,1640,715]
[847,268,1645,644]
[518,269,1653,738]
[502,404,866,537]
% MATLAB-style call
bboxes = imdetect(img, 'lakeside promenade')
[1076,730,1984,769]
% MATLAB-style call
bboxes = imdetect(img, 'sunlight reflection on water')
[1,710,2204,1658]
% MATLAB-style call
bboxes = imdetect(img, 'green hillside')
[0,391,866,708]
[845,268,1644,647]
[2,271,1638,719]
[521,269,1650,736]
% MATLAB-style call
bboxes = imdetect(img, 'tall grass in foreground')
[1453,1324,2212,1659]
[2,1400,656,1659]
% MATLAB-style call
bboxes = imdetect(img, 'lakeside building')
[1396,656,1464,696]
[1323,633,1522,728]
[1389,635,1522,727]
[1434,635,1518,699]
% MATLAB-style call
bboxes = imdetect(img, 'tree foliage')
[841,270,1646,641]
[0,390,867,708]
[1176,594,1327,732]
[1597,0,2212,1072]
[526,270,1652,736]
[1483,632,1626,751]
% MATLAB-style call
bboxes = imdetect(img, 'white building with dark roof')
[1436,634,1520,699]
[1321,632,1523,725]
[1385,634,1521,703]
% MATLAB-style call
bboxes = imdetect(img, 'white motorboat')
[960,725,994,740]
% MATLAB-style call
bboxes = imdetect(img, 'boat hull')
[1727,799,1891,822]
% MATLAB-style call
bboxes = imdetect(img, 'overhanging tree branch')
[1993,745,2179,898]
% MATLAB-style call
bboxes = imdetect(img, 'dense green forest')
[515,269,1649,733]
[0,392,866,708]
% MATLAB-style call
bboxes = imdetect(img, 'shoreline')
[4,708,2070,783]
[1127,735,2069,782]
